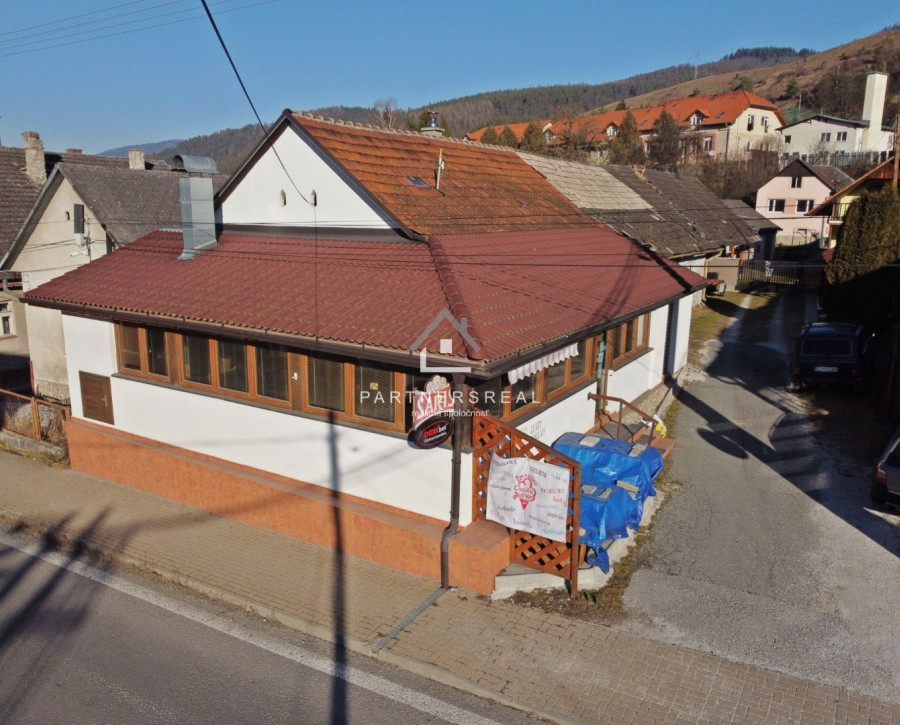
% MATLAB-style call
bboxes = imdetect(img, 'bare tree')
[372,98,403,130]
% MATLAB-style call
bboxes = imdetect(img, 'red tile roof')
[289,114,592,235]
[463,121,550,143]
[24,227,708,366]
[808,155,897,216]
[550,91,786,143]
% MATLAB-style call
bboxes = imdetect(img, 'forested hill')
[111,29,899,173]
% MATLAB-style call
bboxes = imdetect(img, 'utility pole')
[694,51,700,81]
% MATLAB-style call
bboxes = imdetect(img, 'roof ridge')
[425,235,485,361]
[290,110,518,151]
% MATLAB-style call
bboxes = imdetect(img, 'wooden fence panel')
[472,414,582,596]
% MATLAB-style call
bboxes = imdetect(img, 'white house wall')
[62,314,468,525]
[219,128,396,231]
[605,306,668,402]
[516,383,597,447]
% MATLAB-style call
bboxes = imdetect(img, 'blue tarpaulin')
[553,432,665,573]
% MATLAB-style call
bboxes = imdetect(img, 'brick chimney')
[22,131,46,186]
[128,149,145,170]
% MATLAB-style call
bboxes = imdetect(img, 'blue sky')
[1,1,897,154]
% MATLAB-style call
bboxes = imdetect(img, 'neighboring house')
[808,154,898,243]
[521,152,760,300]
[720,199,779,261]
[778,72,894,165]
[548,91,786,160]
[24,112,708,594]
[0,131,150,390]
[463,120,551,144]
[1,145,220,403]
[755,159,853,247]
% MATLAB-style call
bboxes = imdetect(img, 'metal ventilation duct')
[172,154,219,174]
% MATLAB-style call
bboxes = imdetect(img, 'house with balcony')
[755,159,852,248]
[807,154,898,243]
[778,72,895,167]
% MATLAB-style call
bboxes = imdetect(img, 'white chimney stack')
[862,71,887,132]
[128,149,145,170]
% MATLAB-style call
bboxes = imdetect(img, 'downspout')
[440,372,465,589]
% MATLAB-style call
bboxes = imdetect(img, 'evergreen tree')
[498,126,519,147]
[479,126,500,145]
[607,111,645,165]
[615,100,629,110]
[647,110,681,172]
[784,78,800,98]
[825,186,900,329]
[520,122,548,154]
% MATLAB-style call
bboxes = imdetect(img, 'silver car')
[872,429,900,506]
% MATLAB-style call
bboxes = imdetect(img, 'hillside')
[135,27,899,172]
[609,26,900,122]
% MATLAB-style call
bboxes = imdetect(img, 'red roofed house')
[550,91,786,161]
[24,112,708,594]
[463,120,552,144]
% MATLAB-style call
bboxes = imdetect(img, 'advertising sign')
[486,457,570,542]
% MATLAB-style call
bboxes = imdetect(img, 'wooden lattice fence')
[472,414,583,597]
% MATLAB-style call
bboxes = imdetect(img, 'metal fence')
[0,387,69,447]
[737,260,826,291]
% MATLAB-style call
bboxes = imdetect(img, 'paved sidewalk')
[1,450,898,724]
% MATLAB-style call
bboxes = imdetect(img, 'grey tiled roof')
[721,199,781,232]
[598,165,757,257]
[0,148,40,258]
[59,164,226,246]
[810,165,854,191]
[517,153,759,258]
[517,152,650,211]
[0,146,169,260]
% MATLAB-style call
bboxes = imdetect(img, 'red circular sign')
[413,416,453,449]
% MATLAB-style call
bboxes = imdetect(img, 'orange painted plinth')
[66,419,509,592]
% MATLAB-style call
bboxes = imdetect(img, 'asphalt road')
[0,529,541,724]
[616,291,900,703]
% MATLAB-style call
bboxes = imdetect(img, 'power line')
[0,0,275,59]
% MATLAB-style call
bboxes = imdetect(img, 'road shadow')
[680,290,899,557]
[0,452,356,721]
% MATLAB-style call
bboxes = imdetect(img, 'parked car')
[788,322,874,392]
[872,429,900,506]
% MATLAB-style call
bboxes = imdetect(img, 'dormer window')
[606,125,618,137]
[690,113,702,126]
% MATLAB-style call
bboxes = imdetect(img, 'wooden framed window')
[182,333,212,385]
[608,314,650,368]
[305,355,404,430]
[307,356,345,412]
[116,323,170,381]
[255,343,289,401]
